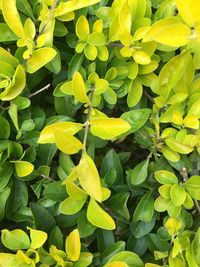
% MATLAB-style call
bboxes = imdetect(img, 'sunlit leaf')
[72,72,88,103]
[12,160,34,177]
[28,228,47,249]
[1,229,30,250]
[65,229,80,261]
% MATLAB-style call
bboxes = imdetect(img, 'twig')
[143,89,155,103]
[82,86,95,154]
[34,0,58,43]
[29,83,51,98]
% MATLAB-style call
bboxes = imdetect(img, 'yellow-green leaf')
[176,0,200,27]
[28,228,47,249]
[0,253,17,267]
[165,138,194,154]
[133,51,151,65]
[84,44,98,61]
[184,114,199,129]
[127,79,143,107]
[26,48,57,73]
[143,17,191,47]
[104,261,129,267]
[76,153,102,202]
[87,198,116,230]
[38,122,82,144]
[90,118,131,140]
[1,229,30,250]
[66,182,88,200]
[0,64,26,101]
[59,197,87,215]
[2,0,25,37]
[172,111,183,125]
[54,130,83,154]
[88,32,106,46]
[76,15,90,41]
[72,72,88,103]
[164,217,182,236]
[65,229,80,261]
[12,160,34,177]
[170,184,186,206]
[160,146,180,162]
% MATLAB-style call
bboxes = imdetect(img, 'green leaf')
[184,176,200,200]
[0,188,11,222]
[0,116,10,139]
[44,181,67,201]
[1,229,30,250]
[165,138,194,154]
[154,170,178,184]
[90,118,131,140]
[121,109,151,135]
[133,192,154,222]
[0,23,18,41]
[26,48,57,73]
[65,229,81,261]
[77,210,96,238]
[2,0,25,37]
[170,184,186,206]
[87,198,116,230]
[131,158,149,185]
[12,160,34,177]
[0,162,14,191]
[76,153,102,202]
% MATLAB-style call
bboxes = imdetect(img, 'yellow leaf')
[72,72,89,103]
[133,51,151,65]
[104,261,129,267]
[90,118,131,140]
[76,16,90,41]
[65,229,80,261]
[165,138,193,154]
[143,17,191,47]
[38,122,82,144]
[0,253,17,266]
[184,114,199,129]
[102,187,111,201]
[2,0,24,37]
[12,161,34,177]
[28,228,47,249]
[66,182,88,200]
[176,0,200,27]
[76,153,102,202]
[145,264,161,267]
[0,64,26,101]
[172,111,183,125]
[54,130,83,155]
[87,198,116,230]
[26,48,57,73]
[93,19,103,32]
[164,217,182,236]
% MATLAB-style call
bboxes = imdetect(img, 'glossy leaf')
[1,229,30,250]
[154,170,178,185]
[12,160,34,177]
[72,71,88,103]
[65,229,80,261]
[87,198,116,230]
[28,228,47,249]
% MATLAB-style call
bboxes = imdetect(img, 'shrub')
[0,0,200,266]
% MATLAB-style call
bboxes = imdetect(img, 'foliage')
[0,0,200,267]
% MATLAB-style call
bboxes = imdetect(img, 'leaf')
[1,229,30,250]
[77,210,96,238]
[66,182,88,200]
[133,192,154,222]
[165,138,194,154]
[176,0,200,27]
[0,116,10,139]
[87,198,116,230]
[88,32,106,46]
[26,48,57,73]
[90,118,131,140]
[104,262,129,267]
[28,228,47,249]
[159,51,190,98]
[0,23,18,42]
[143,17,190,47]
[2,0,25,37]
[154,170,178,184]
[44,181,67,201]
[0,253,17,267]
[160,146,180,162]
[121,109,151,135]
[59,197,87,215]
[170,184,186,206]
[38,122,82,144]
[188,99,200,118]
[76,15,90,41]
[131,158,149,185]
[127,79,143,107]
[12,160,34,177]
[54,130,83,154]
[84,44,98,60]
[0,188,11,222]
[184,176,200,200]
[0,64,26,101]
[107,251,144,267]
[76,153,102,202]
[184,114,199,129]
[72,72,88,103]
[65,229,81,261]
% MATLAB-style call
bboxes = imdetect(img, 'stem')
[29,83,51,98]
[143,89,155,103]
[34,0,58,43]
[82,86,95,154]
